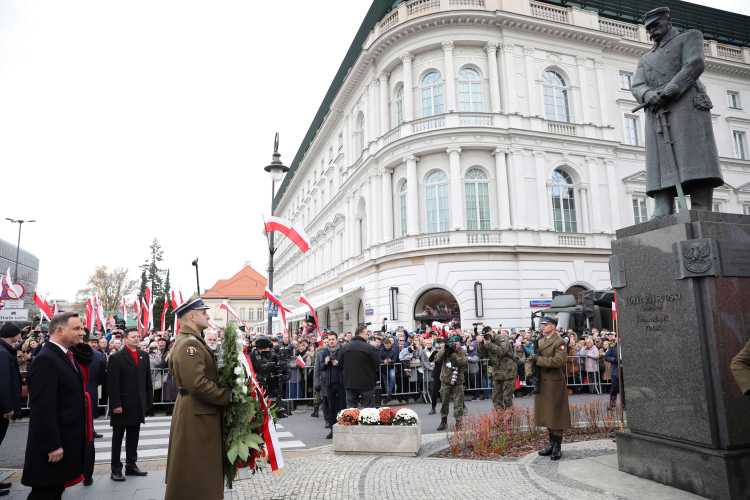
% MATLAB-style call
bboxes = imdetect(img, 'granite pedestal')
[611,211,750,500]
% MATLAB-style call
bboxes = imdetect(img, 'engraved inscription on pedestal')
[717,240,750,277]
[672,238,719,279]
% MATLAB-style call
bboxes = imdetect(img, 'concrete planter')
[332,421,421,456]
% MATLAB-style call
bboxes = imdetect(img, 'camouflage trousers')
[313,390,321,406]
[440,384,464,421]
[491,379,515,411]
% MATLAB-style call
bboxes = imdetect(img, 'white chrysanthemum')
[234,366,243,375]
[359,407,381,425]
[393,408,419,426]
[242,386,248,394]
[236,377,244,386]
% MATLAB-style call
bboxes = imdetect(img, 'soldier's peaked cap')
[642,7,670,26]
[541,315,559,326]
[174,292,210,318]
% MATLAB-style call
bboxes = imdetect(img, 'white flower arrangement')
[234,366,243,375]
[392,408,419,426]
[359,407,381,426]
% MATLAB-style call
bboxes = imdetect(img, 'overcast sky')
[1,0,747,302]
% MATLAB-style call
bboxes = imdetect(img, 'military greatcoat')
[165,325,230,500]
[525,332,572,430]
[632,28,723,196]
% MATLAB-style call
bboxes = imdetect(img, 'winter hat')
[0,322,21,339]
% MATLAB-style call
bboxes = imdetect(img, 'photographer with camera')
[477,326,517,411]
[427,338,446,415]
[435,335,467,431]
[319,332,345,439]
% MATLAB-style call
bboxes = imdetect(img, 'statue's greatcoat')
[632,28,723,196]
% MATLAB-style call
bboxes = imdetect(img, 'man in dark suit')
[86,335,107,438]
[21,312,87,500]
[0,322,23,496]
[338,325,379,409]
[107,328,153,481]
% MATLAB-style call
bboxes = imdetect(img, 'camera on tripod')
[257,345,294,418]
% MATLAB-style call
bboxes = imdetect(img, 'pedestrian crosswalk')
[94,415,305,462]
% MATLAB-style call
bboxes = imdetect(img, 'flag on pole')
[3,268,21,299]
[84,298,94,330]
[51,302,58,316]
[220,301,249,331]
[295,355,305,368]
[262,214,311,252]
[141,299,149,333]
[612,290,618,321]
[171,290,178,310]
[34,291,53,321]
[161,295,169,332]
[298,292,320,341]
[96,299,106,332]
[122,298,127,323]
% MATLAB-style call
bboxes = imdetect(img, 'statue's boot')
[648,191,674,220]
[689,185,713,211]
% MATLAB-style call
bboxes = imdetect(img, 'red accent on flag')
[613,290,618,321]
[299,292,320,341]
[161,296,169,332]
[263,214,310,253]
[122,298,127,323]
[3,268,21,300]
[220,301,250,331]
[171,290,178,310]
[34,292,53,321]
[295,355,305,368]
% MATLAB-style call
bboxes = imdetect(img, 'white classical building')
[270,0,750,334]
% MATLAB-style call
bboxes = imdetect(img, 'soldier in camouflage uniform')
[435,335,468,431]
[311,343,326,418]
[478,329,517,411]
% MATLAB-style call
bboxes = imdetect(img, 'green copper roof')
[274,0,749,206]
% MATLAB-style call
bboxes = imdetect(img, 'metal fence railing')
[18,355,615,414]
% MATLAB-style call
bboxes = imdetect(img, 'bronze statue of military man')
[632,7,723,219]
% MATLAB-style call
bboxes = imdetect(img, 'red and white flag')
[141,299,149,332]
[84,298,94,330]
[612,290,618,321]
[298,292,320,341]
[262,214,310,252]
[161,296,169,332]
[171,290,179,309]
[295,355,305,368]
[264,287,291,335]
[122,297,127,323]
[220,301,249,331]
[3,268,21,300]
[34,291,53,321]
[96,299,106,332]
[51,302,58,316]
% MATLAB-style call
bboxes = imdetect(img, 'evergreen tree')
[139,270,148,301]
[140,238,166,299]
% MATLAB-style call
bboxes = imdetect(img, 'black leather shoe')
[551,435,563,461]
[125,467,148,476]
[437,418,448,431]
[84,478,93,486]
[93,432,103,439]
[428,408,436,415]
[0,489,8,496]
[0,483,9,489]
[325,431,333,439]
[110,472,126,482]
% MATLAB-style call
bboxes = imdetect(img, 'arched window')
[358,114,365,153]
[464,168,490,230]
[458,68,483,112]
[551,169,578,233]
[426,171,450,233]
[396,85,404,126]
[421,72,444,117]
[399,180,408,237]
[543,71,570,123]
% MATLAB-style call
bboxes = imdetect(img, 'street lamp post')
[192,258,200,295]
[264,133,289,336]
[5,219,36,282]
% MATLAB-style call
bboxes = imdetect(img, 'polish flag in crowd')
[3,268,21,300]
[51,302,58,316]
[295,355,305,368]
[263,214,311,252]
[96,298,106,332]
[298,292,320,341]
[122,297,127,323]
[34,291,53,321]
[220,301,249,331]
[161,295,169,331]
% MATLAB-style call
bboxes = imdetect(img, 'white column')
[379,72,390,136]
[576,57,591,124]
[509,148,526,227]
[382,169,394,241]
[594,59,609,126]
[400,53,414,122]
[344,114,351,166]
[348,194,356,257]
[375,173,383,244]
[484,43,501,114]
[578,186,590,233]
[546,181,555,231]
[533,150,551,230]
[523,46,537,116]
[442,41,457,113]
[492,147,511,229]
[404,155,420,234]
[606,159,621,230]
[447,147,464,230]
[585,156,603,232]
[366,81,375,144]
[502,43,517,113]
[367,177,375,246]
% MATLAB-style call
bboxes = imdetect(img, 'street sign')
[268,295,281,318]
[365,308,374,315]
[530,300,552,308]
[1,283,25,300]
[1,300,24,309]
[0,309,29,321]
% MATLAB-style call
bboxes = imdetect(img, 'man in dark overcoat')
[21,312,87,500]
[525,315,572,461]
[107,328,152,481]
[631,7,723,219]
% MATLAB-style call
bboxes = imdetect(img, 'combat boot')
[311,405,319,418]
[455,418,462,431]
[551,435,563,461]
[437,417,448,431]
[538,431,554,456]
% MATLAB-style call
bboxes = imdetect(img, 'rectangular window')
[257,308,262,319]
[248,308,254,320]
[619,73,632,90]
[240,308,245,320]
[632,196,648,223]
[727,91,740,109]
[552,186,578,233]
[426,186,438,233]
[624,116,639,146]
[713,203,722,213]
[397,99,404,126]
[735,131,747,160]
[743,206,750,215]
[543,86,570,122]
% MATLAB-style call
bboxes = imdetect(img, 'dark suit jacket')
[0,338,22,417]
[338,336,380,391]
[107,347,152,428]
[21,342,86,487]
[87,349,107,418]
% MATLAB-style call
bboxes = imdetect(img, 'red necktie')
[66,350,77,370]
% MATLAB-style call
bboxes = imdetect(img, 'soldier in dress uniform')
[525,315,572,461]
[477,327,517,411]
[632,6,723,219]
[164,293,230,500]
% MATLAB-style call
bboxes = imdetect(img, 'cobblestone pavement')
[230,436,700,500]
